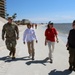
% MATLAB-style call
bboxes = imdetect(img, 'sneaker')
[68,66,73,71]
[73,67,75,71]
[9,52,12,57]
[28,54,32,58]
[50,59,53,63]
[12,57,15,59]
[32,57,34,60]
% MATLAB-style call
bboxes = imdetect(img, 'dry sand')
[0,17,75,75]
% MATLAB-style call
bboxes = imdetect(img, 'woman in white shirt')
[23,23,38,60]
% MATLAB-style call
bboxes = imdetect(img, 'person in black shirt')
[66,20,75,71]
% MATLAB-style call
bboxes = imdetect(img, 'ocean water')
[54,23,72,35]
[54,23,72,43]
[44,23,72,43]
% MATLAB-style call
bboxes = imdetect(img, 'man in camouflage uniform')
[2,17,19,59]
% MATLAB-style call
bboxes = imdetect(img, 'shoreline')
[0,25,75,75]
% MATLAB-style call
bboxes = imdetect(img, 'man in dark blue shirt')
[66,20,75,71]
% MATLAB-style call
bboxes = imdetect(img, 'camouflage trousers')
[5,39,16,57]
[69,47,75,67]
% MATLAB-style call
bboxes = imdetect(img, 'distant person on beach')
[2,17,19,59]
[23,23,38,60]
[31,23,34,28]
[66,20,75,71]
[45,22,59,63]
[35,24,37,29]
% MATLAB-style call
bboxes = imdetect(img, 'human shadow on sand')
[0,56,31,62]
[26,57,49,66]
[48,69,72,75]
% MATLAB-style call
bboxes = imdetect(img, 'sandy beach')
[0,22,75,75]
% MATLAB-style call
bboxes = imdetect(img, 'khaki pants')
[47,40,55,59]
[27,41,35,58]
[69,47,75,67]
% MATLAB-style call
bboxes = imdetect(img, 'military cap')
[7,17,13,20]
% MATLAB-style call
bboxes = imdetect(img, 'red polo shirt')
[45,27,57,42]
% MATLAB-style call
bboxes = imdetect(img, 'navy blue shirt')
[68,29,75,48]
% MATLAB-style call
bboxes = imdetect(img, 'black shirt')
[68,29,75,48]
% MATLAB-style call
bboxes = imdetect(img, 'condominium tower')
[0,0,6,18]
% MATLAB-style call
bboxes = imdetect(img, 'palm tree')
[12,13,17,19]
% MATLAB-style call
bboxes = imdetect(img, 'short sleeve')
[54,28,57,35]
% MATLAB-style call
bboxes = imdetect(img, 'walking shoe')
[28,54,32,58]
[68,66,73,71]
[50,59,53,63]
[12,57,15,59]
[32,57,34,60]
[9,52,12,57]
[73,67,75,71]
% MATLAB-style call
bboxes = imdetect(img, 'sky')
[6,0,75,23]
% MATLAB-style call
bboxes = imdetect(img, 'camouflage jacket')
[2,22,19,40]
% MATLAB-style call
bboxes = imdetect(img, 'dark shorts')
[5,39,16,50]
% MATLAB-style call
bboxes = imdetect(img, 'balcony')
[0,0,6,18]
[0,3,5,5]
[0,1,5,4]
[0,6,5,8]
[0,9,5,12]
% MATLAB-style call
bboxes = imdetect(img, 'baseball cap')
[7,17,13,20]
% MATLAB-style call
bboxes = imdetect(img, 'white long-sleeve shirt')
[23,28,37,42]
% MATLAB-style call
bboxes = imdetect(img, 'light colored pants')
[27,41,34,58]
[47,40,55,59]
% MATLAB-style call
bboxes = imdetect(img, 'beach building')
[0,0,6,18]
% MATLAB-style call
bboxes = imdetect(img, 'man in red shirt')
[45,22,59,63]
